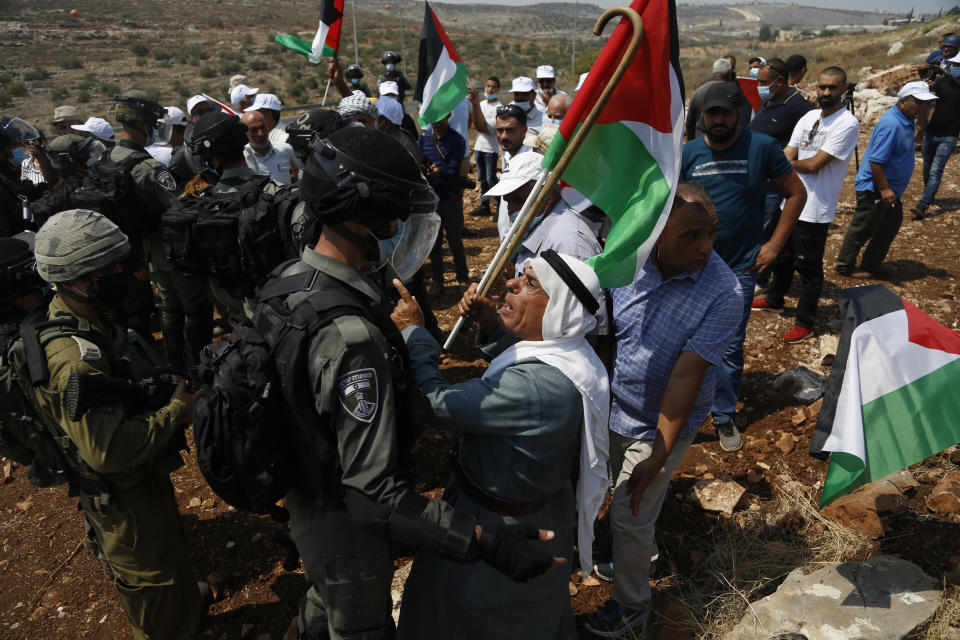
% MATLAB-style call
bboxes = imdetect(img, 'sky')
[434,0,954,14]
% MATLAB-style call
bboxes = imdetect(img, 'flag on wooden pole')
[274,0,345,63]
[413,2,468,127]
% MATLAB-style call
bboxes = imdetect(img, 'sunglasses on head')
[496,104,524,118]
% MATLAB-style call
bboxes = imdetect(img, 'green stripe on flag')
[551,122,671,288]
[274,34,313,58]
[322,44,336,57]
[418,63,468,127]
[821,356,960,506]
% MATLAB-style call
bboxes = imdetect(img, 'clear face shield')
[155,112,174,146]
[376,212,441,282]
[2,117,41,144]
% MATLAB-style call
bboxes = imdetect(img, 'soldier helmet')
[0,235,43,301]
[944,33,960,48]
[187,111,247,162]
[345,64,364,80]
[381,50,401,64]
[113,90,166,126]
[34,209,130,283]
[0,116,40,146]
[299,126,437,228]
[285,108,343,160]
[46,134,103,170]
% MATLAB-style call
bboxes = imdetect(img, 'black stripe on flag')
[413,2,442,104]
[810,284,904,457]
[667,0,685,104]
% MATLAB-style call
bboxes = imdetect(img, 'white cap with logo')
[244,93,283,112]
[898,81,938,101]
[229,84,259,107]
[511,76,537,93]
[186,95,213,115]
[164,106,188,126]
[71,117,115,142]
[536,65,556,79]
[483,151,545,197]
[378,80,400,97]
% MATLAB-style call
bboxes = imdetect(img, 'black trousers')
[766,220,830,329]
[836,190,903,274]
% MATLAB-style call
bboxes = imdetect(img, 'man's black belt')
[453,453,546,517]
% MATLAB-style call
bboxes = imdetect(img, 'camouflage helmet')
[46,134,102,170]
[113,90,165,126]
[34,209,130,283]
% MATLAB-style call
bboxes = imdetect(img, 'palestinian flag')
[274,0,345,64]
[812,285,960,507]
[414,2,468,127]
[737,76,762,114]
[542,0,684,288]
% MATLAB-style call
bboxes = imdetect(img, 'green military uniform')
[266,250,477,640]
[34,295,202,640]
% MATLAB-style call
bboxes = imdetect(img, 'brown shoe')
[847,270,874,279]
[910,206,926,221]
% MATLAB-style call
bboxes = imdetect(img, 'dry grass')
[664,469,874,638]
[911,588,960,640]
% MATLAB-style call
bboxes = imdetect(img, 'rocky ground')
[3,103,960,640]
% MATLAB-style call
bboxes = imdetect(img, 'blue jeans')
[711,270,757,424]
[756,188,782,287]
[918,133,957,211]
[475,150,499,198]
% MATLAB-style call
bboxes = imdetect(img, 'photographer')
[418,111,470,292]
[1,117,52,234]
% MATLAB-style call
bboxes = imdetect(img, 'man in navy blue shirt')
[680,81,806,452]
[750,58,815,289]
[836,82,937,278]
[419,112,469,290]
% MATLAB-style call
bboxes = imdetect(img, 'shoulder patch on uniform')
[71,336,102,361]
[337,368,379,423]
[155,169,176,191]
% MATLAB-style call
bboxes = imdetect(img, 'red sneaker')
[783,325,815,343]
[751,299,784,314]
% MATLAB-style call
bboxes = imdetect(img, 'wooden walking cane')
[442,5,645,351]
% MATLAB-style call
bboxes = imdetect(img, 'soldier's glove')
[469,523,554,583]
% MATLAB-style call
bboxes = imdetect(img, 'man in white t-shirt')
[509,76,544,138]
[468,76,501,217]
[494,103,533,241]
[240,110,301,185]
[752,66,859,343]
[533,65,568,114]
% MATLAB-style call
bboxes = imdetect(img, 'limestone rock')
[188,497,201,508]
[926,470,960,515]
[691,479,746,514]
[821,472,912,538]
[776,432,798,454]
[725,555,940,640]
[887,41,904,56]
[819,335,839,366]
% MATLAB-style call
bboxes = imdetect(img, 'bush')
[135,57,147,68]
[219,61,240,74]
[0,91,10,108]
[154,51,171,61]
[51,87,68,101]
[173,81,191,98]
[76,90,90,103]
[78,77,95,91]
[59,57,83,70]
[249,59,268,71]
[130,43,150,56]
[200,65,217,78]
[5,81,28,97]
[101,82,120,97]
[24,68,50,82]
[304,76,318,89]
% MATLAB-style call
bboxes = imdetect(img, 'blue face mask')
[950,65,960,79]
[144,127,158,147]
[749,67,759,78]
[512,101,531,111]
[546,117,563,126]
[757,84,771,100]
[385,63,395,71]
[484,92,498,100]
[10,146,25,167]
[350,77,360,84]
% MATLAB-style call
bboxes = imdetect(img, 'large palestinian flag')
[812,285,960,506]
[542,0,684,288]
[274,0,345,63]
[414,2,468,127]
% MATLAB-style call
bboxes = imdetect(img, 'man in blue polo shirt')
[585,182,742,638]
[680,81,806,452]
[836,81,937,278]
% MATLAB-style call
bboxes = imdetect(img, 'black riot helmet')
[285,108,343,160]
[187,111,247,166]
[345,64,364,80]
[0,235,43,303]
[299,126,437,228]
[381,50,401,65]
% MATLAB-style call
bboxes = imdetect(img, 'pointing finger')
[392,278,414,302]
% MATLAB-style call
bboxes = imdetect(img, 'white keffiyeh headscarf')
[482,252,610,576]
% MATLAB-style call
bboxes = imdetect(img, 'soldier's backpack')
[162,179,307,299]
[83,147,156,236]
[193,262,370,519]
[0,301,105,492]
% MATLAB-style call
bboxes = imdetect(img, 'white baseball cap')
[244,93,283,112]
[71,117,115,142]
[511,76,536,93]
[536,65,555,79]
[229,84,259,107]
[164,106,188,126]
[576,72,589,92]
[948,52,960,64]
[378,80,400,97]
[186,95,213,115]
[376,96,403,125]
[483,151,545,197]
[898,81,938,101]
